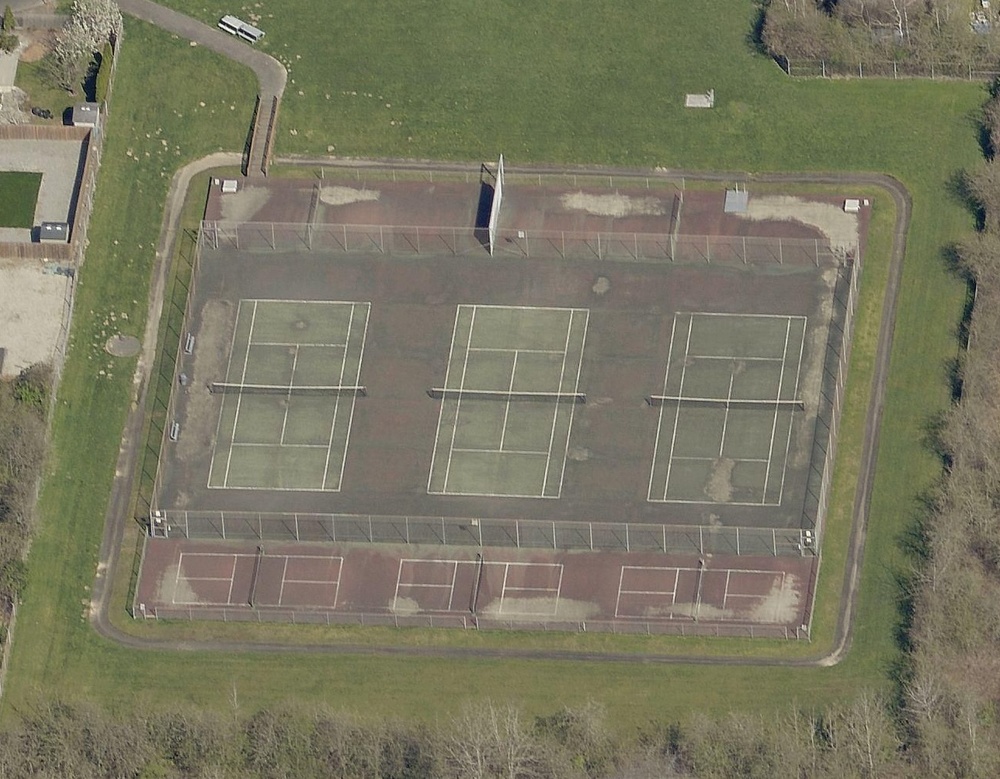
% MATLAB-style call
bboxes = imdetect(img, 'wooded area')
[761,0,1000,69]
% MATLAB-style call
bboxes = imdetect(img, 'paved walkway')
[118,0,286,177]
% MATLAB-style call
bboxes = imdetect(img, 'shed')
[724,187,749,214]
[844,198,861,214]
[72,102,100,127]
[685,89,715,109]
[38,221,69,243]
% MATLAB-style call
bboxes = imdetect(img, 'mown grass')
[0,0,984,728]
[0,172,40,228]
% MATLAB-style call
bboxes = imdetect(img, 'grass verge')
[0,172,41,228]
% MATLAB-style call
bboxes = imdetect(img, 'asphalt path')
[117,0,285,175]
[86,154,909,667]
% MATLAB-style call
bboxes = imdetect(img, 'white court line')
[691,312,795,319]
[468,347,566,355]
[174,552,238,606]
[332,302,371,491]
[222,301,260,488]
[320,304,354,490]
[684,354,784,362]
[498,351,518,452]
[426,308,463,493]
[671,455,771,463]
[453,447,549,456]
[393,560,461,611]
[614,566,680,618]
[776,318,808,505]
[555,310,589,498]
[447,562,459,610]
[647,314,679,502]
[542,309,579,498]
[252,341,347,348]
[442,306,478,493]
[761,317,793,504]
[717,371,735,457]
[278,345,300,445]
[230,442,331,449]
[498,563,510,614]
[660,314,694,501]
[277,557,290,606]
[467,304,579,313]
[208,300,245,489]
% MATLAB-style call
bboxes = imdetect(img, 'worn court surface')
[146,169,862,632]
[138,538,818,630]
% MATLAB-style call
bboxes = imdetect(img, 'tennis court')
[207,299,369,491]
[648,312,807,505]
[427,305,589,498]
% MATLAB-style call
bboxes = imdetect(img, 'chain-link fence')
[136,603,811,639]
[199,220,849,268]
[783,57,1000,81]
[150,509,810,557]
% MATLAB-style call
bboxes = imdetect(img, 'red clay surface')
[137,538,817,635]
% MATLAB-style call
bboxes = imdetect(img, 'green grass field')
[0,172,41,228]
[0,0,984,728]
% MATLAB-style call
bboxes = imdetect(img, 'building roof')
[72,102,100,127]
[38,221,69,242]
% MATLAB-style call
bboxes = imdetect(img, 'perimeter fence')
[801,252,863,554]
[782,57,1000,81]
[136,604,809,639]
[150,509,810,557]
[199,220,850,268]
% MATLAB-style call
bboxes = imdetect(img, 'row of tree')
[761,0,1000,69]
[0,696,914,779]
[0,364,51,627]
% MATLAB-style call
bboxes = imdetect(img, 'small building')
[38,221,69,243]
[72,102,100,128]
[844,198,861,214]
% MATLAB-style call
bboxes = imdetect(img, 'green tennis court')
[648,313,807,505]
[427,305,589,498]
[207,299,370,490]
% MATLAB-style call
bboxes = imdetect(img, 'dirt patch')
[738,195,858,253]
[20,38,51,64]
[319,186,380,206]
[0,262,68,377]
[220,185,271,222]
[750,575,801,624]
[560,192,669,218]
[592,275,611,295]
[704,458,735,502]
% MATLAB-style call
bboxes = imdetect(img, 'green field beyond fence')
[0,1,984,727]
[0,172,41,228]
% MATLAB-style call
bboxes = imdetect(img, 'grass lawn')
[0,0,984,727]
[0,172,41,228]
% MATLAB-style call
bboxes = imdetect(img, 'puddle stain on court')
[704,457,735,502]
[559,192,669,218]
[155,563,200,605]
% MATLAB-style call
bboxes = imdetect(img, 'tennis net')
[646,395,804,410]
[210,383,367,397]
[428,388,585,404]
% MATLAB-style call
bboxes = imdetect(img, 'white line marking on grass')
[223,301,259,488]
[426,307,463,493]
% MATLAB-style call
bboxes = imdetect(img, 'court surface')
[648,312,807,505]
[427,305,588,498]
[207,299,369,491]
[138,538,818,635]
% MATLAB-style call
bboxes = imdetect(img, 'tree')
[48,0,121,93]
[442,701,545,779]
